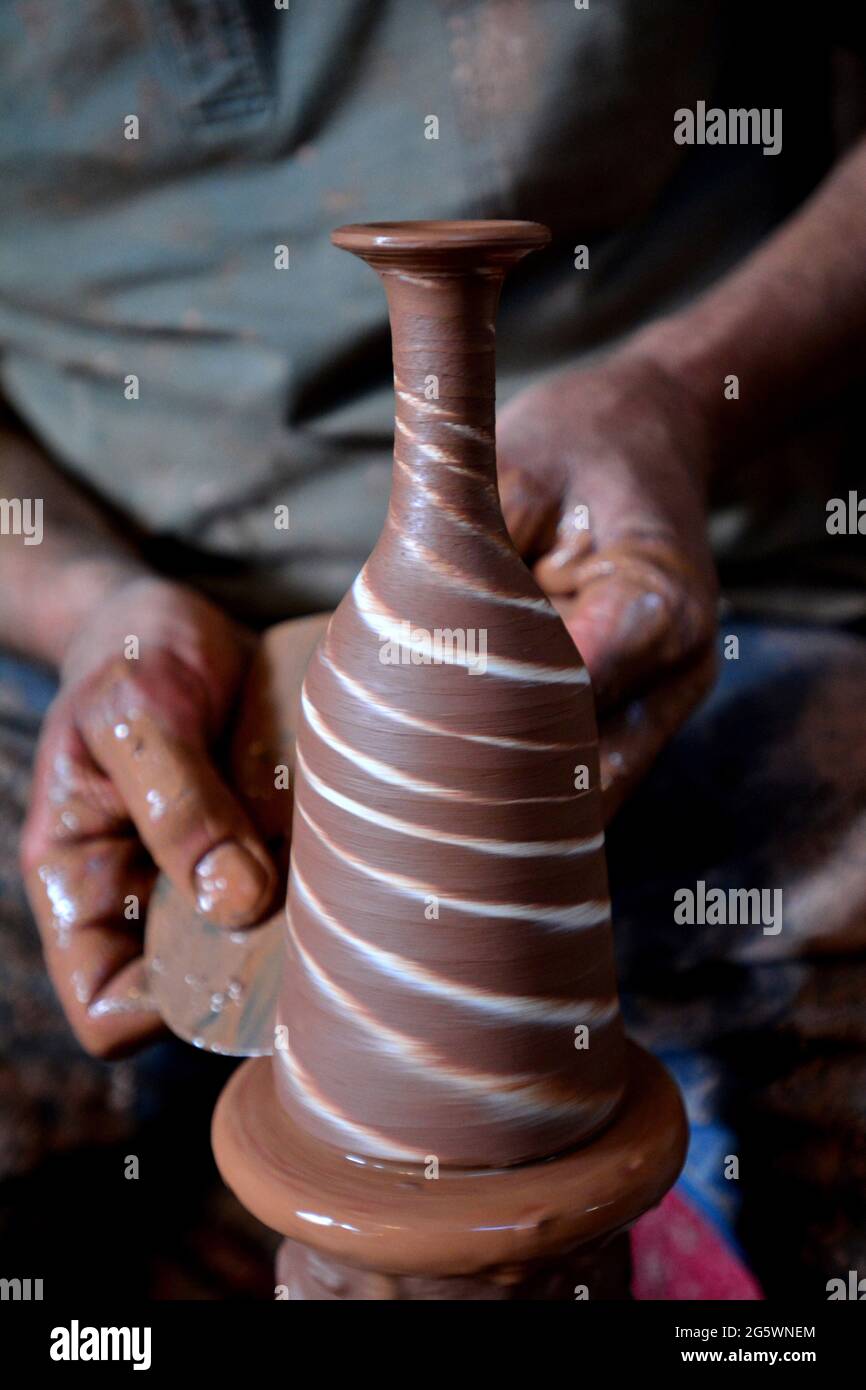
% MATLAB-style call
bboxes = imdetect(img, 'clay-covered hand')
[19,577,279,1057]
[498,353,719,820]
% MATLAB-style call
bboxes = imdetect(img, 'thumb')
[553,569,673,708]
[537,538,712,709]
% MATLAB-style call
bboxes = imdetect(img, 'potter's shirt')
[0,1,862,621]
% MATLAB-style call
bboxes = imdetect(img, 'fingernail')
[194,842,272,927]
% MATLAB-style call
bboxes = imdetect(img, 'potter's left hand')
[19,578,281,1056]
[498,353,719,821]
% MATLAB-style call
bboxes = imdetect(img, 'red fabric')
[631,1190,763,1300]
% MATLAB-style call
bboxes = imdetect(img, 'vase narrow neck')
[383,267,502,483]
[330,222,550,543]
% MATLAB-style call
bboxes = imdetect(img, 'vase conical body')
[276,222,626,1167]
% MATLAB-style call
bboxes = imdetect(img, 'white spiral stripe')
[395,385,452,417]
[395,417,459,464]
[295,798,611,931]
[276,1038,425,1161]
[298,747,602,858]
[439,462,499,496]
[402,453,501,500]
[353,569,590,686]
[392,272,441,289]
[394,384,494,444]
[319,646,585,752]
[444,419,494,444]
[289,920,604,1123]
[301,687,577,807]
[393,457,515,558]
[392,522,554,615]
[292,865,617,1028]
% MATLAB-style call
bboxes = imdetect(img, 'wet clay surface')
[213,1042,686,1280]
[276,222,626,1166]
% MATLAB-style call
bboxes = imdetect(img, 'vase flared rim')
[331,219,551,264]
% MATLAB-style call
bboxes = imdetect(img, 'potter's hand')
[498,354,718,820]
[20,578,278,1056]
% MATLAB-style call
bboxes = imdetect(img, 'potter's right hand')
[498,354,719,822]
[20,577,278,1057]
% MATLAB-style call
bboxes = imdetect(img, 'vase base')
[213,1040,687,1296]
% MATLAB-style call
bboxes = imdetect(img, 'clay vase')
[213,221,687,1301]
[275,221,626,1168]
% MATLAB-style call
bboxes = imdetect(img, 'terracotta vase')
[212,221,686,1299]
[275,220,625,1167]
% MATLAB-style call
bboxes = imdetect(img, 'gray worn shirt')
[0,0,861,621]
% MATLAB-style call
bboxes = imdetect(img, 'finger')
[542,539,716,709]
[76,659,277,929]
[598,644,718,823]
[497,460,563,559]
[531,522,594,593]
[21,705,163,1056]
[30,839,163,1057]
